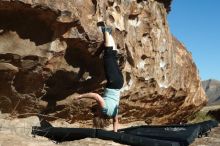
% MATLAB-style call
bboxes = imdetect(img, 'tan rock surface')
[0,0,206,126]
[0,115,128,146]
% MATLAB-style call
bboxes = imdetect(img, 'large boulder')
[0,0,206,125]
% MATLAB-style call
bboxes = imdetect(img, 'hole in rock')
[125,44,135,67]
[137,0,143,3]
[115,6,121,13]
[92,0,97,6]
[107,1,114,6]
[143,33,149,37]
[91,0,97,14]
[109,15,115,23]
[128,14,139,20]
[156,0,172,12]
[125,72,131,84]
[141,55,148,60]
[22,55,39,61]
[0,53,21,66]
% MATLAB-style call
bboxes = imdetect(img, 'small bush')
[187,111,214,123]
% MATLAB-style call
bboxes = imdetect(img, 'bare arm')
[78,93,105,108]
[113,115,119,132]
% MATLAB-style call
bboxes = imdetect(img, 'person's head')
[91,105,111,128]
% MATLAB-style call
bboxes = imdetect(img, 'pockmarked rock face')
[0,0,207,125]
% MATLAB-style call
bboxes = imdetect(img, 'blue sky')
[168,0,220,81]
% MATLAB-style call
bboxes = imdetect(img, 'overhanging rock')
[0,0,206,125]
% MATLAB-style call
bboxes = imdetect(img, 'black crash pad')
[118,120,218,146]
[118,123,200,146]
[32,126,179,146]
[119,120,218,146]
[32,120,218,146]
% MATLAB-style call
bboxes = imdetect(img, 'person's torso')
[101,88,120,117]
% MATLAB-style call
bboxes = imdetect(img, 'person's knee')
[110,77,124,89]
[117,77,124,89]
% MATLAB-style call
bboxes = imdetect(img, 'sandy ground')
[190,124,220,146]
[0,115,131,146]
[0,115,219,146]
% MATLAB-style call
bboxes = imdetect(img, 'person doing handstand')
[77,27,124,132]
